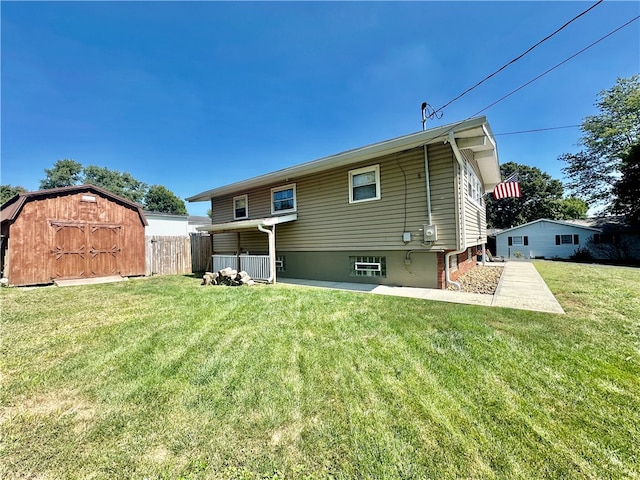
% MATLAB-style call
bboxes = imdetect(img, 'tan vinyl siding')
[209,143,460,252]
[461,150,488,246]
[426,143,457,248]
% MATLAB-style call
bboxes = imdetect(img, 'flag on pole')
[493,173,521,199]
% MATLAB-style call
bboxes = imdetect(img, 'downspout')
[257,223,276,284]
[445,131,468,290]
[423,144,433,226]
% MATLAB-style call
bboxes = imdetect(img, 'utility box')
[423,224,438,242]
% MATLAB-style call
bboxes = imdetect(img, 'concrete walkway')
[279,261,565,314]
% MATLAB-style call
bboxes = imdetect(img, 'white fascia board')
[196,213,298,233]
[187,117,491,202]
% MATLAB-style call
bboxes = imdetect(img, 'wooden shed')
[1,185,148,286]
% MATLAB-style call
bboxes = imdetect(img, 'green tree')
[39,159,83,189]
[0,185,27,205]
[144,185,187,215]
[38,160,184,211]
[83,165,147,204]
[560,75,640,209]
[487,162,568,229]
[557,196,588,220]
[611,143,640,224]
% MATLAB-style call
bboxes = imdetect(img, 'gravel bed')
[447,265,504,294]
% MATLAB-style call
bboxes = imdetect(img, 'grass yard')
[1,261,639,479]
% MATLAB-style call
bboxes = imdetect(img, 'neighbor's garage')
[1,185,148,286]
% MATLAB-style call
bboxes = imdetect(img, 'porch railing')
[212,254,271,281]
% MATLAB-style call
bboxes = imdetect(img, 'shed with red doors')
[1,185,148,286]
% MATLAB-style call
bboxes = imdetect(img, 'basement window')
[350,256,386,277]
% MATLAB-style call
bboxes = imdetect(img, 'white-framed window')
[349,165,381,203]
[467,164,483,206]
[233,194,248,220]
[556,234,578,245]
[350,256,386,277]
[271,184,297,214]
[512,236,523,246]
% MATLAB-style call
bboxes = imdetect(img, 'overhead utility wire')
[470,15,640,119]
[494,125,581,136]
[414,15,639,153]
[432,0,604,116]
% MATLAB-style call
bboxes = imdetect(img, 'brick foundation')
[436,245,479,289]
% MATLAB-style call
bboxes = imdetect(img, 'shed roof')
[187,116,501,202]
[1,184,148,226]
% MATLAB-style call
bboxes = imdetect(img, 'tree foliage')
[38,159,187,214]
[0,185,27,205]
[486,162,586,229]
[83,165,147,204]
[560,75,640,209]
[611,143,640,224]
[144,185,188,215]
[39,159,83,189]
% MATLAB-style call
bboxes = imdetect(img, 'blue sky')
[2,1,639,216]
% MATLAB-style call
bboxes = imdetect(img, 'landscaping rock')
[448,266,503,294]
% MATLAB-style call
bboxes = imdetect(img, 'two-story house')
[187,116,501,289]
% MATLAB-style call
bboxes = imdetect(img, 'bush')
[569,246,593,262]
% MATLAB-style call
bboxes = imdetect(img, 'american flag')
[493,173,521,200]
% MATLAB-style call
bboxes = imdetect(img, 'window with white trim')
[467,164,483,206]
[271,184,296,214]
[349,165,381,203]
[233,194,248,220]
[350,256,386,277]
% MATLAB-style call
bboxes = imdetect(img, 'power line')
[412,15,639,155]
[470,15,640,118]
[432,0,604,116]
[493,125,581,136]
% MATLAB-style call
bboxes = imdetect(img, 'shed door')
[89,225,122,277]
[51,223,87,279]
[50,221,122,279]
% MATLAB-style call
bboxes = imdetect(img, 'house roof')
[187,116,501,202]
[196,213,298,234]
[1,184,148,226]
[564,216,639,233]
[496,218,601,235]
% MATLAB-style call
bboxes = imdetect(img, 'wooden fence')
[191,234,213,272]
[145,234,211,276]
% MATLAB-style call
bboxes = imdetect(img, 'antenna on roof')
[421,101,443,130]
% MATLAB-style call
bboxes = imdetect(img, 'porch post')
[235,232,241,271]
[257,223,277,284]
[269,225,277,284]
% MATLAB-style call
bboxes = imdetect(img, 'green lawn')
[1,261,639,479]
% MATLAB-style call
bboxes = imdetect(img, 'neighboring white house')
[495,219,600,259]
[144,212,189,236]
